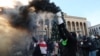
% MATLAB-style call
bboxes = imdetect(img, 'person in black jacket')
[56,12,77,56]
[81,36,91,56]
[33,44,42,56]
[88,36,97,56]
[47,39,54,56]
[95,35,100,56]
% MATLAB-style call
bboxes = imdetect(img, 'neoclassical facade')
[34,13,88,39]
[64,13,88,36]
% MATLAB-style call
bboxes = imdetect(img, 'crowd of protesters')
[77,34,100,56]
[28,12,100,56]
[28,34,100,56]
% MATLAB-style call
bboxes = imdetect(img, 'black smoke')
[9,6,30,31]
[29,0,61,13]
[10,0,61,31]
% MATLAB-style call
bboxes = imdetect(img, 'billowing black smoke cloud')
[10,0,61,31]
[10,6,32,30]
[29,0,61,13]
[0,0,61,55]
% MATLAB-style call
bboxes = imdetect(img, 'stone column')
[74,22,77,32]
[84,23,88,36]
[82,23,85,35]
[80,22,83,36]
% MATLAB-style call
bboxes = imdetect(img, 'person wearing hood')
[56,12,77,56]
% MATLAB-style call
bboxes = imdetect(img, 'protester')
[31,37,41,56]
[81,36,90,56]
[39,37,47,56]
[52,41,59,56]
[32,37,47,56]
[88,35,97,56]
[57,12,77,56]
[95,35,100,56]
[70,32,77,56]
[29,36,38,56]
[47,39,54,56]
[77,35,84,56]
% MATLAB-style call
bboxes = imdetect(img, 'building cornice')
[66,15,86,20]
[89,24,100,28]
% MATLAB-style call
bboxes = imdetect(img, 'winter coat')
[47,40,54,53]
[81,37,91,50]
[88,38,97,51]
[33,42,47,56]
[33,44,41,56]
[95,38,100,49]
[58,23,77,56]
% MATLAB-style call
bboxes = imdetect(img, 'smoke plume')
[0,0,60,56]
[29,0,61,13]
